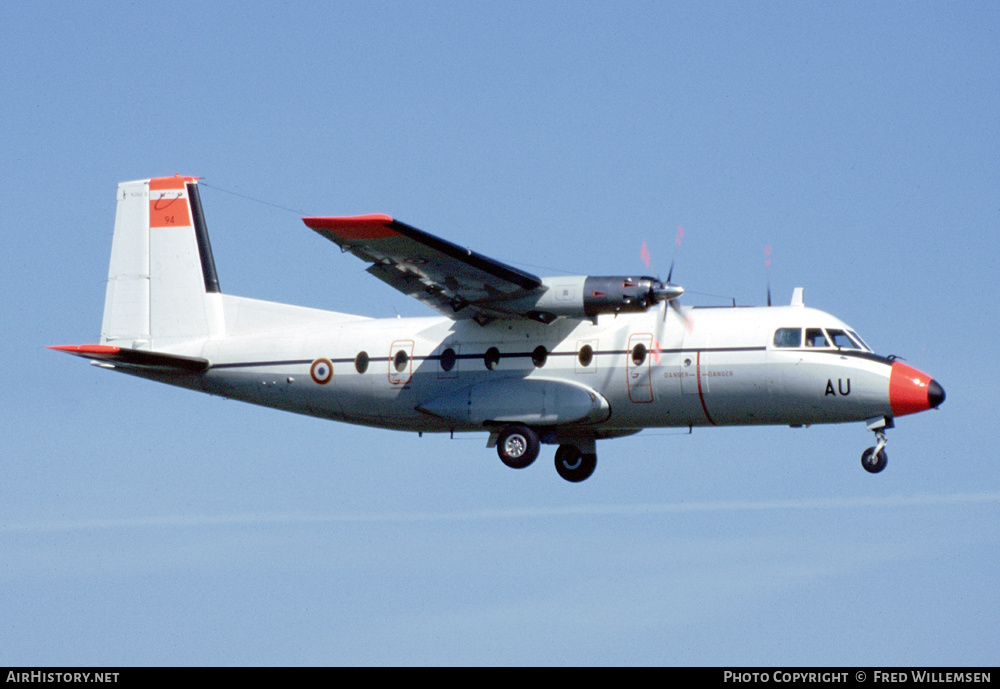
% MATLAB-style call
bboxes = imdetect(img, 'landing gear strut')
[861,417,892,474]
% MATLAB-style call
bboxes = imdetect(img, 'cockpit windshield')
[773,327,871,352]
[826,329,860,349]
[805,328,828,348]
[848,330,871,351]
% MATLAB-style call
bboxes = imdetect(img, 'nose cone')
[927,378,946,408]
[889,362,946,417]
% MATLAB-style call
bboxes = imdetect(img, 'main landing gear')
[554,444,597,483]
[861,417,892,474]
[494,424,597,482]
[496,424,540,469]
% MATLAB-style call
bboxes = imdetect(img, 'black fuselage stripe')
[208,346,775,370]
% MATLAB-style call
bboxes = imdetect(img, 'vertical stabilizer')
[100,176,223,349]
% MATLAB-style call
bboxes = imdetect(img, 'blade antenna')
[765,245,772,307]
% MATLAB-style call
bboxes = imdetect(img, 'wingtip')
[302,215,399,239]
[302,214,394,226]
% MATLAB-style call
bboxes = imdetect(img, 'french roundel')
[310,358,333,384]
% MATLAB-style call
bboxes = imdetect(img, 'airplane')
[50,175,945,482]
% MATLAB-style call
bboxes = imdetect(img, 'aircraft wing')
[303,215,545,323]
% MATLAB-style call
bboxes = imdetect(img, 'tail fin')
[100,176,223,349]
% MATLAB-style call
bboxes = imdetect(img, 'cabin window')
[531,345,548,368]
[393,349,409,372]
[355,351,369,374]
[439,347,457,372]
[578,344,594,368]
[484,347,501,371]
[773,328,801,348]
[631,342,647,366]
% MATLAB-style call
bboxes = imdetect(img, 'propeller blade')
[652,297,692,366]
[647,223,693,363]
[670,298,693,333]
[666,225,684,284]
[651,301,668,364]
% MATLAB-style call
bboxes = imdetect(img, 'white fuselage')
[54,176,944,480]
[148,295,896,436]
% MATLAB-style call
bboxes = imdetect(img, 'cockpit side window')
[805,328,828,347]
[773,328,801,348]
[827,329,860,349]
[849,330,872,351]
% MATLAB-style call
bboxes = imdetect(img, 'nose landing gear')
[861,437,888,474]
[861,417,893,474]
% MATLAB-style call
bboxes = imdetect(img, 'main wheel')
[554,444,597,482]
[861,447,888,474]
[497,424,540,469]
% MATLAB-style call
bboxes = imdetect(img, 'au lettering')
[825,378,851,396]
[824,378,851,397]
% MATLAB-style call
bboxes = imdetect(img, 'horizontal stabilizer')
[48,344,209,373]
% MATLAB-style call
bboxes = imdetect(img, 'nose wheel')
[861,428,889,474]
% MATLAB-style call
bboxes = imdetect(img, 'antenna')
[765,245,772,307]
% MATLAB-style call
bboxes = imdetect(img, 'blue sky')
[2,1,998,666]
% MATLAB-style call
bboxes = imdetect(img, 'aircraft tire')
[861,447,888,474]
[497,424,540,469]
[555,444,597,482]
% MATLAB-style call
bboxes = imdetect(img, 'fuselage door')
[626,333,654,403]
[388,339,414,386]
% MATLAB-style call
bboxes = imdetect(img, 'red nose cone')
[889,361,945,416]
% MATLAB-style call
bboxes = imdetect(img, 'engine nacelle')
[506,275,683,323]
